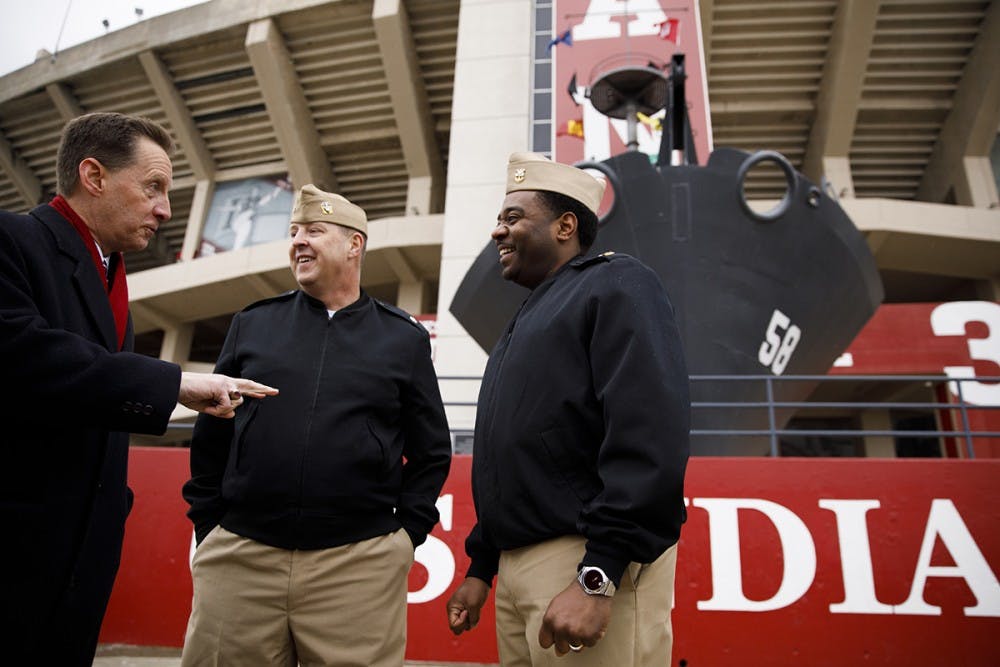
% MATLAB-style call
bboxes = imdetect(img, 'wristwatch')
[577,565,616,597]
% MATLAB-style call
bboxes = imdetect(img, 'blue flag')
[546,28,573,53]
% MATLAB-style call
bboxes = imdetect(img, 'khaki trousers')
[495,536,678,667]
[181,526,414,667]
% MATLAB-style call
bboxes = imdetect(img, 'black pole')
[657,53,697,167]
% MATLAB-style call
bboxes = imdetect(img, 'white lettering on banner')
[820,499,893,614]
[929,301,1000,405]
[693,498,817,612]
[184,494,997,618]
[894,499,1000,617]
[686,497,999,617]
[408,494,456,604]
[758,309,801,375]
[572,0,666,41]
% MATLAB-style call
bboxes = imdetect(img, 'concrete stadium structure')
[2,0,999,449]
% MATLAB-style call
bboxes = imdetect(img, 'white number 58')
[759,309,801,375]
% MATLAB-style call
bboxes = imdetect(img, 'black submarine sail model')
[450,53,885,455]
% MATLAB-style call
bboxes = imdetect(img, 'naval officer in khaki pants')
[181,185,452,666]
[446,152,690,665]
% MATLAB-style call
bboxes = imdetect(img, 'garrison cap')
[290,184,367,236]
[505,152,606,214]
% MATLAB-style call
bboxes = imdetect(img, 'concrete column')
[397,280,426,315]
[245,18,337,191]
[435,0,533,430]
[160,323,194,365]
[180,179,214,261]
[139,49,215,180]
[822,156,855,199]
[45,82,83,120]
[917,1,1000,205]
[0,131,42,206]
[801,0,879,187]
[860,410,896,458]
[373,0,445,214]
[960,156,1000,209]
[407,175,436,217]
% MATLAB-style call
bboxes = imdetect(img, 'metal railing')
[158,374,999,458]
[433,374,1000,458]
[686,374,1000,458]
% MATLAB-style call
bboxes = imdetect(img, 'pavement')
[93,644,490,667]
[93,645,178,667]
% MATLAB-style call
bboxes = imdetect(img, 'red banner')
[834,301,1000,381]
[102,450,1000,666]
[676,457,1000,666]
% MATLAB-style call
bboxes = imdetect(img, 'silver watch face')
[582,567,607,592]
[578,566,614,596]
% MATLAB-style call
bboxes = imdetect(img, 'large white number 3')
[759,309,801,376]
[930,301,1000,405]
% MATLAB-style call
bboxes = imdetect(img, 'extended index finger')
[234,378,279,397]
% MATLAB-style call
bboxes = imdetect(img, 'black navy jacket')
[465,253,690,586]
[183,290,452,550]
[0,204,181,665]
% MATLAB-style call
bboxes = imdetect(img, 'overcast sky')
[0,0,208,76]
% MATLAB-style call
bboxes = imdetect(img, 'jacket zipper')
[479,302,526,536]
[297,312,332,530]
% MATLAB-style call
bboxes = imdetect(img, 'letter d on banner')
[694,498,817,612]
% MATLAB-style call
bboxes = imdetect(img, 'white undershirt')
[93,239,109,277]
[327,310,336,319]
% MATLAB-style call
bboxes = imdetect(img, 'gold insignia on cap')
[505,152,606,214]
[290,184,368,236]
[601,251,616,256]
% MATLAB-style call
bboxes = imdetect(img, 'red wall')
[834,301,1000,458]
[102,450,1000,666]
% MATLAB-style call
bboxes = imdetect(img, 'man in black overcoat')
[0,112,276,665]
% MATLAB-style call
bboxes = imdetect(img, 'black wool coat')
[0,204,181,665]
